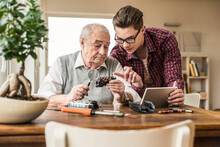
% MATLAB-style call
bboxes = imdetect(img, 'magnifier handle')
[88,81,91,86]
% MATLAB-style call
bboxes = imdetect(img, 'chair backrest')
[184,93,200,107]
[45,119,195,147]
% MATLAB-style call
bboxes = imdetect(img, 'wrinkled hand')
[168,81,185,106]
[114,66,143,88]
[106,80,125,103]
[66,84,90,103]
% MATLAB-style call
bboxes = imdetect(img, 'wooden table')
[0,105,220,147]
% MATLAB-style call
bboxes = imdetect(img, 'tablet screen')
[140,87,177,108]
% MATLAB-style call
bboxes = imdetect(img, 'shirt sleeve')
[37,58,63,98]
[131,84,146,98]
[162,34,184,89]
[111,45,145,97]
[114,62,141,103]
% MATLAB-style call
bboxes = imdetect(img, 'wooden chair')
[45,119,195,147]
[184,93,200,107]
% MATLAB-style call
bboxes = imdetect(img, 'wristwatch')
[124,93,129,102]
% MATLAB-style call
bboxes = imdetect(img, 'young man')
[111,5,184,106]
[38,23,141,105]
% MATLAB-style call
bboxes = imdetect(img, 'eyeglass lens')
[115,29,140,44]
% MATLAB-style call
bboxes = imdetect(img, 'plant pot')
[0,96,49,124]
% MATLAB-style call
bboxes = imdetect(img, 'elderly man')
[38,23,141,105]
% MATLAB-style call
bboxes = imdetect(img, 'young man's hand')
[168,81,185,106]
[114,66,143,88]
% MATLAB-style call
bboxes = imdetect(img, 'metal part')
[93,110,124,117]
[68,101,99,109]
[96,76,116,87]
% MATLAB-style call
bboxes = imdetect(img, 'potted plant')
[0,0,49,123]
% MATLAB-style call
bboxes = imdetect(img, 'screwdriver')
[158,109,193,114]
[47,107,124,117]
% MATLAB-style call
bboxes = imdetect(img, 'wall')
[0,57,7,86]
[39,0,220,109]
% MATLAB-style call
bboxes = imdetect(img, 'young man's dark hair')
[113,5,143,30]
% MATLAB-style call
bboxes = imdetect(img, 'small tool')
[68,100,99,109]
[169,107,193,113]
[158,109,193,114]
[47,107,124,117]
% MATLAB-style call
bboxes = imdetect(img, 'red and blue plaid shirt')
[110,27,183,97]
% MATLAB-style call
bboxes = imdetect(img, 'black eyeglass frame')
[114,29,141,44]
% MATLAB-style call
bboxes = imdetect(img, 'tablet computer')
[140,87,177,108]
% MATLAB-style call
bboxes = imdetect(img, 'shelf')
[181,54,209,109]
[200,97,207,100]
[189,76,207,79]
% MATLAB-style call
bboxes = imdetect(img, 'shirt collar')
[143,27,157,53]
[125,46,148,60]
[74,51,107,69]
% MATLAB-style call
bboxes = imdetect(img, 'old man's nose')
[99,46,107,55]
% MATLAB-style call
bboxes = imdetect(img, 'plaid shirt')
[110,27,183,97]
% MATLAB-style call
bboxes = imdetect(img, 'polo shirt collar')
[74,52,107,69]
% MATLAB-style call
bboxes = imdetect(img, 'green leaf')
[0,18,8,26]
[7,37,16,42]
[16,11,25,18]
[0,24,7,33]
[0,1,7,7]
[35,44,43,49]
[0,11,4,18]
[16,3,26,8]
[29,51,37,59]
[10,0,16,5]
[5,52,13,60]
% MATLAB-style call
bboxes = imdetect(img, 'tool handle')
[94,111,124,117]
[61,107,92,116]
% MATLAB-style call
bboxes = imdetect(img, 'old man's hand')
[66,84,90,103]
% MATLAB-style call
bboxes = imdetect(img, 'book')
[183,73,188,93]
[189,63,195,76]
[194,62,200,76]
[191,60,200,77]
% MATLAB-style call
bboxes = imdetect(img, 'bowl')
[0,96,49,124]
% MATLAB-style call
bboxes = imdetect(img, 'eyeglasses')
[114,29,141,44]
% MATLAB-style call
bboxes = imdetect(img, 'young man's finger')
[173,81,178,87]
[123,66,132,71]
[113,72,124,78]
[131,72,136,83]
[124,68,131,81]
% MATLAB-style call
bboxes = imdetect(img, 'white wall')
[38,0,220,109]
[0,57,7,86]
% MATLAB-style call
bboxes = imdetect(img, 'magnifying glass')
[87,69,99,86]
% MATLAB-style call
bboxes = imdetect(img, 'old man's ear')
[80,38,85,48]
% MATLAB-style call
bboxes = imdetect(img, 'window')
[48,17,115,66]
